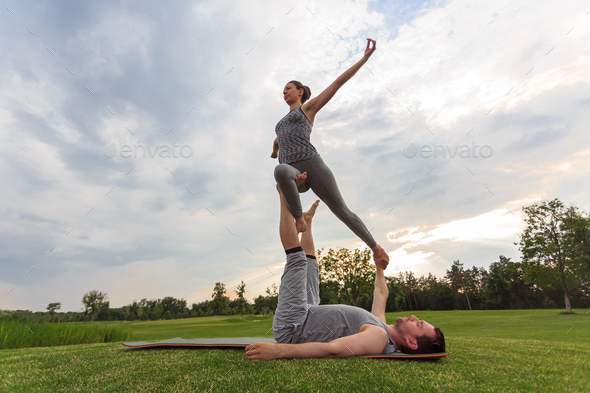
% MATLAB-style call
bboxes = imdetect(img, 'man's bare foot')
[295,216,307,233]
[295,172,307,188]
[303,199,320,224]
[277,177,308,233]
[245,342,281,361]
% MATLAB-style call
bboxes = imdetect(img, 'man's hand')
[245,342,282,361]
[372,245,389,269]
[375,257,388,270]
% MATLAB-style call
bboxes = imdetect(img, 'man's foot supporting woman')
[293,172,308,233]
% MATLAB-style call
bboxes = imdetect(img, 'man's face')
[394,315,436,340]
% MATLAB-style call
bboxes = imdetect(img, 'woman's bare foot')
[372,244,389,269]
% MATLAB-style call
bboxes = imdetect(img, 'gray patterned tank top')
[275,106,320,164]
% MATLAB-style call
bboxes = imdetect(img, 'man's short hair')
[402,327,446,354]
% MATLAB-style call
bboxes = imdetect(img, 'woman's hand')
[364,38,376,58]
[271,137,279,159]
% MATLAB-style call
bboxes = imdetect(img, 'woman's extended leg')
[292,156,377,249]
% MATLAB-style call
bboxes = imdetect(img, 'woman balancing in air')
[271,38,389,266]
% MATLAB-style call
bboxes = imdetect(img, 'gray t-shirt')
[275,106,320,164]
[290,304,397,355]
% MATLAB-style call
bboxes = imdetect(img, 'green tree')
[418,273,454,311]
[318,247,375,307]
[561,206,590,292]
[234,281,247,317]
[209,282,229,315]
[253,295,266,315]
[81,290,108,322]
[482,255,537,309]
[404,271,419,310]
[46,302,61,323]
[160,296,187,318]
[518,199,588,313]
[445,260,472,310]
[265,283,279,313]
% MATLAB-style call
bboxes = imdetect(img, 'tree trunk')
[461,272,473,311]
[406,289,413,311]
[559,269,572,313]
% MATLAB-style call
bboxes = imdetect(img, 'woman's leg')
[274,164,311,233]
[274,164,304,219]
[292,156,378,249]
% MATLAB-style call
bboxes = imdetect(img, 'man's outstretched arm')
[245,324,387,361]
[371,265,388,323]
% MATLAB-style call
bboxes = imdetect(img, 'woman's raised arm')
[302,39,376,117]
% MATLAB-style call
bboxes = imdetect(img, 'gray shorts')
[272,249,320,343]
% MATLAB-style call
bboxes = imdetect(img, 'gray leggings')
[274,155,377,249]
[273,251,319,343]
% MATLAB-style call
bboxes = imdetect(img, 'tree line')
[2,198,588,323]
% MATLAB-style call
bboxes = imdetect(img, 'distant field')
[1,309,588,392]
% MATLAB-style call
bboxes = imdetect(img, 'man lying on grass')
[245,180,445,361]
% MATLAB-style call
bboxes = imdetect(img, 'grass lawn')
[1,309,588,392]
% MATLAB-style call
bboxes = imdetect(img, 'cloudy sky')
[1,0,589,312]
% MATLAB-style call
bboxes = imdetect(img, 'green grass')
[1,310,588,392]
[0,321,134,350]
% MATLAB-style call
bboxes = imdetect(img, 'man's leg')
[273,185,309,343]
[301,199,320,307]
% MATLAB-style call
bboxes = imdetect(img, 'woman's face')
[283,83,302,106]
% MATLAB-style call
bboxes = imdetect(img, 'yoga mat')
[122,337,446,360]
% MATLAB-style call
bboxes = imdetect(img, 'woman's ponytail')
[289,80,311,104]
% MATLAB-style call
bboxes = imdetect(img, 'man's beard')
[394,317,406,335]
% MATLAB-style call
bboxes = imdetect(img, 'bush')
[543,298,557,309]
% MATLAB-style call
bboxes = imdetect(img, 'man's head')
[388,315,445,354]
